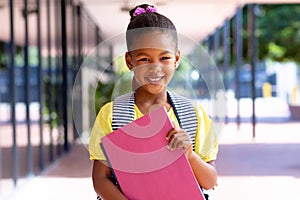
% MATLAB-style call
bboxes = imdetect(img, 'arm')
[92,160,128,200]
[187,151,217,190]
[90,103,128,199]
[166,126,217,190]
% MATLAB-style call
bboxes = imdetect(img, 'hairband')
[133,6,157,17]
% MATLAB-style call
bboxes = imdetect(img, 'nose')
[148,62,162,73]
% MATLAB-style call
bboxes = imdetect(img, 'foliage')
[256,4,300,64]
[94,80,115,114]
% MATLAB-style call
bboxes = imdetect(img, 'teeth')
[148,77,162,82]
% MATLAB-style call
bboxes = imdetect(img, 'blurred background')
[1,0,300,199]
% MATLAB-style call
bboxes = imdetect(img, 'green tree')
[257,4,300,64]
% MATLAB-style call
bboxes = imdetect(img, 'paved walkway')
[5,122,300,200]
[210,122,300,200]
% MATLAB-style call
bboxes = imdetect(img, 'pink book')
[100,106,205,200]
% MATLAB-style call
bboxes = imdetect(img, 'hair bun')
[129,4,156,19]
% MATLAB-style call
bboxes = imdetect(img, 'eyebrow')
[134,50,175,57]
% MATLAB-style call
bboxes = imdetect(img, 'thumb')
[166,121,178,140]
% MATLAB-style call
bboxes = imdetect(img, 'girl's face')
[125,31,180,95]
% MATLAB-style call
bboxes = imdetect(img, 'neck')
[134,89,170,114]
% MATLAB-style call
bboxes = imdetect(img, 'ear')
[175,50,181,69]
[125,52,134,70]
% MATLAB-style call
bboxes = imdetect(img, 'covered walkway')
[2,0,300,199]
[6,122,300,200]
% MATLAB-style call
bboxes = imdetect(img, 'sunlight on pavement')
[213,122,300,200]
[8,177,96,200]
[219,123,300,144]
[210,176,300,200]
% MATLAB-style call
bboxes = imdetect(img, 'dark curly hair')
[126,4,178,51]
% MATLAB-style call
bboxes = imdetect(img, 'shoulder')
[97,91,135,120]
[194,102,206,115]
[96,102,113,124]
[99,102,113,115]
[194,102,212,123]
[100,91,134,111]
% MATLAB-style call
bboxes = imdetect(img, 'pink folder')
[100,106,205,200]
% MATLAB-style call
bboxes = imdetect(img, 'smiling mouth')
[146,76,164,83]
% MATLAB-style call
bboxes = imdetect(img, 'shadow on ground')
[216,143,300,178]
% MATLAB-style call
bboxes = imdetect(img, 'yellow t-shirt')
[89,102,218,163]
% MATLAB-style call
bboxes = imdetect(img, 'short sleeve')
[89,102,113,160]
[193,103,219,162]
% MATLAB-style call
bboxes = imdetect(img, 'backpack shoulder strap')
[167,91,198,149]
[112,92,135,131]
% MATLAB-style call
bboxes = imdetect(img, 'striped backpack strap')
[167,91,198,149]
[112,91,198,148]
[112,92,135,131]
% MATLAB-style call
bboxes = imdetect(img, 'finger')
[175,134,191,150]
[165,129,175,141]
[168,132,191,150]
[165,126,180,140]
[169,139,190,151]
[169,132,187,146]
[172,139,190,150]
[167,133,178,150]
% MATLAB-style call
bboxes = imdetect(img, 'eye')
[138,58,150,62]
[161,57,171,61]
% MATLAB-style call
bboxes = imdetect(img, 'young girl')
[89,4,218,200]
